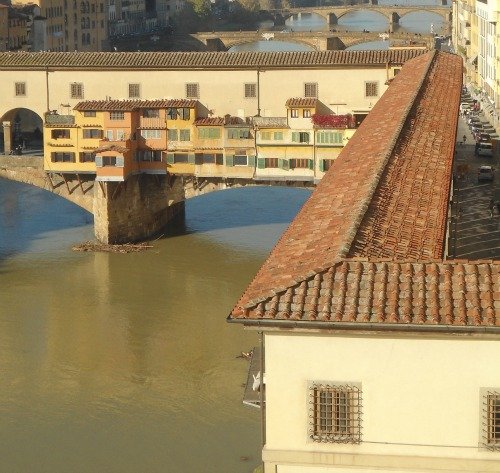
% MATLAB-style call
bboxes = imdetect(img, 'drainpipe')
[258,331,266,464]
[45,66,50,112]
[257,68,261,117]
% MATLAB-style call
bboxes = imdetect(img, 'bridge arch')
[0,107,43,155]
[335,8,391,22]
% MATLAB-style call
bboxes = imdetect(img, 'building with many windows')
[453,0,499,128]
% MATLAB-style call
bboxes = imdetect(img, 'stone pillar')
[93,174,186,244]
[328,13,338,25]
[326,37,346,50]
[3,121,12,155]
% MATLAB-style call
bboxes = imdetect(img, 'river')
[230,0,448,52]
[0,177,311,472]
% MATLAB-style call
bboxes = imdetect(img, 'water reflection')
[0,181,311,472]
[346,40,389,51]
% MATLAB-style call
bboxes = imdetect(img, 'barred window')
[365,81,379,97]
[167,129,178,141]
[128,83,140,98]
[70,82,84,99]
[179,129,190,141]
[15,82,26,96]
[304,82,317,98]
[483,392,500,450]
[309,383,361,443]
[185,83,199,99]
[110,111,124,120]
[290,109,299,118]
[83,111,96,117]
[245,83,257,98]
[303,109,311,118]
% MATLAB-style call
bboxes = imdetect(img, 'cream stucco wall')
[0,66,388,125]
[263,331,500,472]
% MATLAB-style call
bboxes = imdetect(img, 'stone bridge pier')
[93,174,186,244]
[389,12,400,33]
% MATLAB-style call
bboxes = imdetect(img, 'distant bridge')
[193,30,434,51]
[266,4,451,32]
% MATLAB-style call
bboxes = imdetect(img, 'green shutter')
[281,159,289,171]
[291,132,299,143]
[248,155,256,167]
[166,153,174,164]
[308,159,314,170]
[116,156,124,167]
[95,156,103,167]
[257,157,266,169]
[319,159,324,172]
[226,155,234,167]
[188,153,195,164]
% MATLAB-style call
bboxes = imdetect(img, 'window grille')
[245,83,257,98]
[128,83,140,98]
[483,391,500,450]
[51,152,75,162]
[109,111,124,120]
[309,383,362,443]
[290,109,299,118]
[185,83,199,99]
[365,81,379,97]
[179,129,190,141]
[15,82,26,96]
[303,109,311,118]
[304,82,317,98]
[70,82,84,99]
[290,158,310,169]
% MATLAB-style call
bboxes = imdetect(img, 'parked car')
[478,165,494,182]
[476,142,493,157]
[476,132,492,143]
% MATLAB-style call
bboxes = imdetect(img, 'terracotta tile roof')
[74,99,181,111]
[229,52,491,331]
[164,99,198,108]
[231,260,499,328]
[194,117,225,126]
[286,98,317,108]
[0,50,425,70]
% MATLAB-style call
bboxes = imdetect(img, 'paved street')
[448,115,500,260]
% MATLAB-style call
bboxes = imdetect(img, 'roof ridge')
[338,49,437,260]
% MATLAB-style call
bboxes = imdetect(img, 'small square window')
[303,109,311,118]
[70,82,84,99]
[186,83,199,99]
[245,83,256,98]
[15,82,26,96]
[290,109,299,118]
[128,83,140,98]
[110,111,124,120]
[83,111,96,117]
[304,82,317,98]
[365,81,379,97]
[309,383,361,444]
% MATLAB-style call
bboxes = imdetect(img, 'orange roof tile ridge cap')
[337,50,437,259]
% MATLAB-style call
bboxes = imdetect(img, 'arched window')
[85,17,90,28]
[82,33,86,44]
[86,33,91,45]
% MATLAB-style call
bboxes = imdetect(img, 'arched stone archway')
[0,108,44,156]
